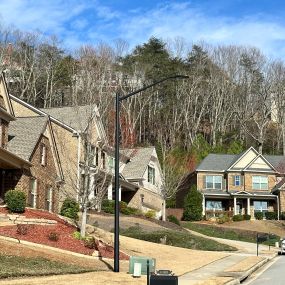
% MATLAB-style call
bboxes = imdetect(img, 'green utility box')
[129,256,156,275]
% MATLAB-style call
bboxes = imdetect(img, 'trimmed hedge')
[60,198,80,220]
[233,214,243,222]
[265,212,277,220]
[243,214,251,220]
[5,190,26,213]
[254,212,263,220]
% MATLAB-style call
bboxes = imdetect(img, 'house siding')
[14,135,60,212]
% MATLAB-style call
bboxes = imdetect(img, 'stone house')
[7,78,164,216]
[176,147,285,220]
[0,74,63,212]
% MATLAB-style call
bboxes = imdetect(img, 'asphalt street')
[246,256,285,285]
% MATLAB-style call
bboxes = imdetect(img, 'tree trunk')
[80,206,87,237]
[162,200,166,221]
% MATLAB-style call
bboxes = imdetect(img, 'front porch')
[203,191,278,220]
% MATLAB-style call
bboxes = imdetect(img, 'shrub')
[101,200,115,214]
[48,232,59,241]
[121,206,141,216]
[145,210,156,219]
[265,212,277,220]
[182,185,202,221]
[233,214,243,222]
[16,224,28,235]
[255,212,263,220]
[60,198,79,220]
[217,215,230,224]
[84,236,96,249]
[72,231,82,240]
[167,215,180,225]
[243,214,251,220]
[280,212,285,220]
[102,200,142,216]
[5,190,26,213]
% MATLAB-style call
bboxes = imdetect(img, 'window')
[206,176,222,189]
[95,147,99,166]
[234,175,241,186]
[254,201,268,217]
[40,144,47,166]
[206,200,223,210]
[108,157,115,172]
[89,145,95,165]
[29,178,37,208]
[101,151,106,169]
[45,187,53,212]
[147,166,155,184]
[252,176,268,190]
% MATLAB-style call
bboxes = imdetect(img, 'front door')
[236,202,243,214]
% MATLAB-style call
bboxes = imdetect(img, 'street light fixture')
[114,74,189,272]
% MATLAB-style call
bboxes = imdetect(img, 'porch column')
[107,183,112,200]
[247,198,250,215]
[234,197,237,215]
[119,186,121,202]
[202,194,205,216]
[277,195,280,220]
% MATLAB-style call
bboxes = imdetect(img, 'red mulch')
[0,207,129,260]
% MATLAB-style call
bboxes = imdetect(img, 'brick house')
[176,147,285,220]
[0,74,63,212]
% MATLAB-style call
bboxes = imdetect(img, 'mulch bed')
[0,207,129,260]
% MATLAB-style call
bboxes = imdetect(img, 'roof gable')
[244,155,276,172]
[0,73,15,120]
[229,147,258,170]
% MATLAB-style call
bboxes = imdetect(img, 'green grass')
[183,222,280,246]
[120,226,237,251]
[0,254,95,279]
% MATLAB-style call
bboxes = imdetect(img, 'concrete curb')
[0,234,115,262]
[224,254,277,284]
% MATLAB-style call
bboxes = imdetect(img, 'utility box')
[150,275,178,285]
[129,256,156,275]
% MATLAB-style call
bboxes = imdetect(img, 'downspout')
[76,132,81,202]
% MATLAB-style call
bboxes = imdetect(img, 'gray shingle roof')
[196,154,238,171]
[197,152,285,172]
[7,116,47,161]
[121,147,155,179]
[41,105,95,131]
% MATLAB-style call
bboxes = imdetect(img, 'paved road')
[245,256,285,285]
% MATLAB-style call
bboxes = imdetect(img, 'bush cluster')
[60,198,79,220]
[101,200,142,216]
[5,190,26,213]
[265,212,277,220]
[232,214,244,222]
[217,214,230,224]
[145,210,156,219]
[243,214,251,220]
[254,212,263,220]
[167,215,180,225]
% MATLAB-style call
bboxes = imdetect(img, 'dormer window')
[40,144,47,166]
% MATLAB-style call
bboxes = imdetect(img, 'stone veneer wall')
[15,135,60,213]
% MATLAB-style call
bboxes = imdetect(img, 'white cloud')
[0,0,285,58]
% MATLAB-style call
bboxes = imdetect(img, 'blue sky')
[0,0,285,58]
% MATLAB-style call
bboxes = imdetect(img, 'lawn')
[183,222,280,246]
[119,225,237,251]
[0,254,95,279]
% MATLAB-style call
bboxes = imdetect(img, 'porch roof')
[0,147,31,169]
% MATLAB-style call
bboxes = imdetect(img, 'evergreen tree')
[183,185,203,221]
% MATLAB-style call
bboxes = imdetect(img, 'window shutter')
[222,177,226,190]
[232,175,235,186]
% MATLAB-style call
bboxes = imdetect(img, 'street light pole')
[114,75,188,272]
